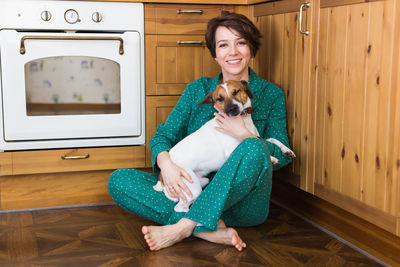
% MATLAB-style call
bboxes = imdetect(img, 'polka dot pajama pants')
[108,138,273,233]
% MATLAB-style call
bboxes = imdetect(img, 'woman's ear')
[197,92,215,105]
[240,80,254,99]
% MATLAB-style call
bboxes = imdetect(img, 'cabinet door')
[253,0,315,192]
[146,35,220,95]
[145,96,180,167]
[313,0,400,234]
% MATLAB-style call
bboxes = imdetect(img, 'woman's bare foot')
[194,220,246,251]
[142,218,197,251]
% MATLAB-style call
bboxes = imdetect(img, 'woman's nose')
[229,45,238,55]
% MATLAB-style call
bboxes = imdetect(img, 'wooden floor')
[0,202,383,266]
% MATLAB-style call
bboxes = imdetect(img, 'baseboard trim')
[271,178,400,266]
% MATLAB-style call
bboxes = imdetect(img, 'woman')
[108,11,292,251]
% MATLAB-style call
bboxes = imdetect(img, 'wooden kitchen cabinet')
[253,0,400,235]
[312,0,400,235]
[252,0,315,192]
[0,146,145,210]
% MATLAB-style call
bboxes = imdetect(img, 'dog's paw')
[153,181,163,191]
[283,149,296,158]
[270,156,280,166]
[174,202,190,213]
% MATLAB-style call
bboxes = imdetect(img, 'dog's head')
[198,80,254,117]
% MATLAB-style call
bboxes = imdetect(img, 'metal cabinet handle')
[61,154,90,160]
[177,9,203,14]
[299,2,310,35]
[20,36,124,55]
[177,40,203,45]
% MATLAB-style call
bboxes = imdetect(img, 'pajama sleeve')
[261,86,292,170]
[149,83,194,175]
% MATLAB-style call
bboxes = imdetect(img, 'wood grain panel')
[0,153,12,176]
[314,183,397,234]
[314,8,329,186]
[145,96,180,167]
[146,35,220,96]
[11,147,145,175]
[144,4,156,34]
[322,5,347,191]
[321,0,384,8]
[176,46,203,83]
[362,0,394,212]
[390,0,400,219]
[269,14,284,88]
[341,3,369,200]
[254,0,307,17]
[282,12,297,164]
[306,0,320,193]
[0,171,114,210]
[254,5,312,191]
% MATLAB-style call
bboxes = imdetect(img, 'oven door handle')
[20,36,124,55]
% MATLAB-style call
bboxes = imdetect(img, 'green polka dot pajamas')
[108,68,292,233]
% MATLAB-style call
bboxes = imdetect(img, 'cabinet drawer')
[11,146,145,175]
[145,4,232,35]
[145,34,220,95]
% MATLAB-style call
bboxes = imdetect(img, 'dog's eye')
[233,89,240,96]
[217,96,224,102]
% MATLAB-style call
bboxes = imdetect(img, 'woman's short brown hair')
[205,11,262,58]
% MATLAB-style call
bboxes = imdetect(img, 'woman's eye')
[238,40,248,46]
[218,43,227,48]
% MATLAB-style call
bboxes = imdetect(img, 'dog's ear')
[240,80,253,99]
[197,92,214,105]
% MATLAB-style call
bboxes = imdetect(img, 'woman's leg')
[109,168,207,251]
[143,138,271,251]
[185,137,273,232]
[108,168,176,225]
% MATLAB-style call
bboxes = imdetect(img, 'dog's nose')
[225,104,240,117]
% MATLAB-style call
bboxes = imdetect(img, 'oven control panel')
[0,0,143,31]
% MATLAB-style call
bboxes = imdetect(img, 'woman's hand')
[157,151,193,203]
[214,106,257,142]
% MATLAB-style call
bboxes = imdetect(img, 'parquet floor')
[0,202,383,266]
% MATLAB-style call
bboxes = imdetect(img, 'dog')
[153,80,295,212]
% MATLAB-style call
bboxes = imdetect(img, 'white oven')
[0,0,145,151]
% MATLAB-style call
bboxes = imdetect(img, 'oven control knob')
[92,12,103,23]
[41,10,52,21]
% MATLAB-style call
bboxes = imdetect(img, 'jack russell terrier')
[153,80,295,212]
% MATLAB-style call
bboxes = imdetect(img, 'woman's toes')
[142,226,149,235]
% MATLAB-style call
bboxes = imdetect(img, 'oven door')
[0,30,142,141]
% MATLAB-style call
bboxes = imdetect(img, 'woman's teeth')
[227,59,241,64]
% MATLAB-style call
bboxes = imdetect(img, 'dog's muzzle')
[225,103,241,117]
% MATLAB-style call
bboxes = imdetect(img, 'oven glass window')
[25,56,121,116]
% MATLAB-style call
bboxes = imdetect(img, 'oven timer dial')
[41,11,52,22]
[64,9,80,24]
[92,12,103,23]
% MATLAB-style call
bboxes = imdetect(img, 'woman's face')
[214,26,251,82]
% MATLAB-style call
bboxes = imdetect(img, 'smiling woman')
[108,11,293,252]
